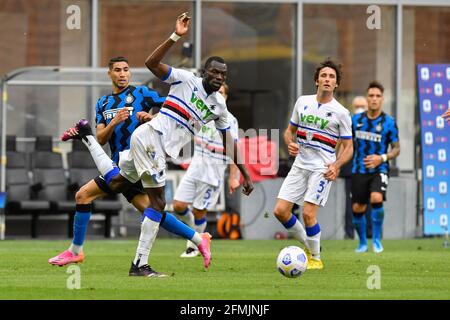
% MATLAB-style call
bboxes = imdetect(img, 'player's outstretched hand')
[175,12,191,36]
[242,177,254,196]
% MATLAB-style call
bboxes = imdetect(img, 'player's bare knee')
[352,203,366,213]
[273,206,289,222]
[370,193,383,204]
[172,201,187,214]
[75,186,92,204]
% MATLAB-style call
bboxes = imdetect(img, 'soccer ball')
[276,246,308,278]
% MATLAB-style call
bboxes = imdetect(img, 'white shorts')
[174,174,221,210]
[277,165,332,207]
[118,124,166,188]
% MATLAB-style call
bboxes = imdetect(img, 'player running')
[272,58,353,270]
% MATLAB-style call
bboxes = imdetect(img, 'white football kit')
[174,111,239,210]
[278,94,352,206]
[119,67,230,188]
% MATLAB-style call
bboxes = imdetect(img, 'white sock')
[82,135,116,177]
[190,218,207,248]
[133,216,160,267]
[306,231,321,260]
[69,243,82,255]
[287,220,308,247]
[195,220,207,234]
[189,232,202,248]
[176,208,195,228]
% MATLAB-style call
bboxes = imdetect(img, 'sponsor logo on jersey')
[355,130,382,142]
[190,92,214,119]
[299,113,329,129]
[103,107,133,120]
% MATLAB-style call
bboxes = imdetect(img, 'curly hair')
[314,58,343,86]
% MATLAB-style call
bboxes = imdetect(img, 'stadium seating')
[4,135,51,238]
[5,136,122,238]
[30,136,75,238]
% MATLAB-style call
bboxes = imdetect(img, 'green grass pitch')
[0,238,449,300]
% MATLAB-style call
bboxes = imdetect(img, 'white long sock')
[188,232,202,248]
[133,217,160,267]
[82,135,116,177]
[287,220,308,247]
[188,219,207,249]
[306,231,321,260]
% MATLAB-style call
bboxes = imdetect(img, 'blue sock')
[305,223,320,237]
[282,214,298,229]
[143,207,163,222]
[371,203,384,241]
[73,204,92,246]
[160,212,195,240]
[352,213,367,246]
[104,166,120,185]
[195,217,207,226]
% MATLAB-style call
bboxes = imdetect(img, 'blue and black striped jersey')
[351,111,399,174]
[95,85,165,163]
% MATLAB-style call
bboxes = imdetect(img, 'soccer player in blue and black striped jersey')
[49,56,165,268]
[351,81,400,253]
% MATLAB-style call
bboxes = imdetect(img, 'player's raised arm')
[145,12,191,80]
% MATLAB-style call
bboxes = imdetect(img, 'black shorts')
[94,175,145,203]
[351,172,389,204]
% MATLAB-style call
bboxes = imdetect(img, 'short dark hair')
[204,56,226,69]
[367,81,384,94]
[108,56,129,70]
[314,58,342,86]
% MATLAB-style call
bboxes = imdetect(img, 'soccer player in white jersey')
[173,83,241,257]
[61,13,253,275]
[273,59,353,270]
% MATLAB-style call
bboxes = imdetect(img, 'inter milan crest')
[306,131,314,142]
[376,122,382,132]
[125,93,134,104]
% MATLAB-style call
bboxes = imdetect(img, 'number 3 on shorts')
[317,180,326,193]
